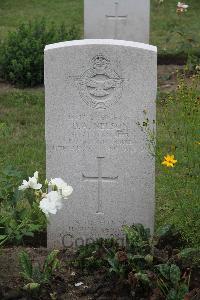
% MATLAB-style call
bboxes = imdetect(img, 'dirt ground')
[0,247,90,299]
[0,245,200,300]
[0,247,124,300]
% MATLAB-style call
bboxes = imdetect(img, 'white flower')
[28,176,42,190]
[177,2,189,9]
[34,171,39,180]
[39,191,62,216]
[50,178,65,189]
[177,2,189,12]
[61,185,73,198]
[18,179,29,190]
[75,282,84,287]
[49,178,73,199]
[18,171,42,191]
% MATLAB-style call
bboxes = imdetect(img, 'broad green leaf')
[170,264,180,284]
[135,272,151,285]
[156,264,170,280]
[156,224,173,237]
[166,289,177,300]
[178,248,198,259]
[177,283,189,298]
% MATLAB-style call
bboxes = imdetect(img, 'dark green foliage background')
[0,19,79,87]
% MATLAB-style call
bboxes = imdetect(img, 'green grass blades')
[0,89,45,179]
[0,0,83,41]
[0,0,199,57]
[156,73,200,247]
[151,0,200,57]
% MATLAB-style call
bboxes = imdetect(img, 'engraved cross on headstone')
[106,1,128,38]
[82,157,118,214]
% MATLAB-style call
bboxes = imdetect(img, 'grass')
[0,0,200,55]
[0,0,83,41]
[156,75,200,246]
[0,89,45,179]
[0,74,199,246]
[151,0,200,56]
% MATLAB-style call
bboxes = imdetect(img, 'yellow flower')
[162,154,177,168]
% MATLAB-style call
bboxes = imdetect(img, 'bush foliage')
[0,19,79,87]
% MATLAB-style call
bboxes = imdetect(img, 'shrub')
[0,19,80,87]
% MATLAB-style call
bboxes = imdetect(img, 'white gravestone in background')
[84,0,150,43]
[45,39,157,249]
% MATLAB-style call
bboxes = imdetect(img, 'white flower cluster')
[18,171,42,190]
[49,178,73,199]
[18,172,73,217]
[40,178,73,216]
[39,191,63,216]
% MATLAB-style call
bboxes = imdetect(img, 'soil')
[0,246,200,300]
[0,247,131,300]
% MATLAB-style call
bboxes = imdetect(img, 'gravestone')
[84,0,150,43]
[45,39,157,248]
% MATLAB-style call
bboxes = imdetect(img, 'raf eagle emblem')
[77,54,123,109]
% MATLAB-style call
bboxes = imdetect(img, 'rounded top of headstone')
[45,39,157,53]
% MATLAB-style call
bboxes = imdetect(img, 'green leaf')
[107,256,118,270]
[32,264,42,283]
[0,235,8,246]
[122,224,151,254]
[0,235,7,241]
[169,264,181,285]
[23,282,40,291]
[156,224,173,238]
[156,264,170,280]
[24,232,34,237]
[145,254,153,264]
[42,250,60,282]
[178,248,198,259]
[19,250,33,280]
[166,289,177,300]
[135,272,151,285]
[177,283,189,298]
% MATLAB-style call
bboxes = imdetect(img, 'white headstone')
[84,0,150,43]
[45,39,157,249]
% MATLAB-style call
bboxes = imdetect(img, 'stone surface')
[45,39,157,248]
[84,0,150,43]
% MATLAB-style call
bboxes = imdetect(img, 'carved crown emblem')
[92,54,110,72]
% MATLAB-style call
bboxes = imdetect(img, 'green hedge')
[0,19,80,87]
